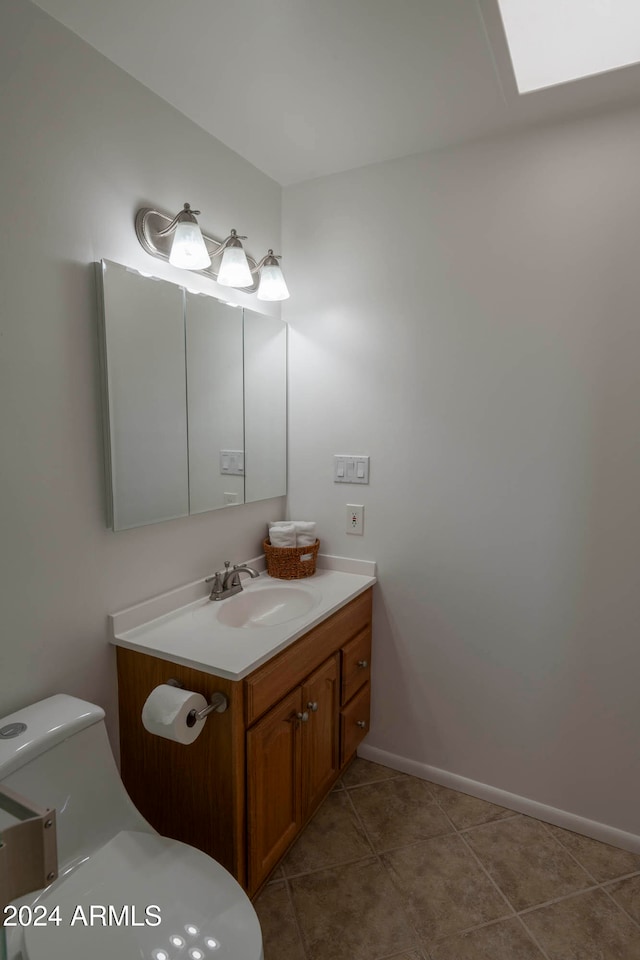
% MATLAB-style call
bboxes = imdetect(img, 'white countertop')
[110,557,376,680]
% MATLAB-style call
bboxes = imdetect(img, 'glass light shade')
[217,244,253,287]
[169,221,211,270]
[257,262,290,301]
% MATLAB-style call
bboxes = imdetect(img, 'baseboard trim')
[357,743,640,855]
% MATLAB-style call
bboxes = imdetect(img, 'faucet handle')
[205,571,224,599]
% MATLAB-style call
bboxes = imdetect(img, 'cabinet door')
[247,687,303,893]
[302,654,339,817]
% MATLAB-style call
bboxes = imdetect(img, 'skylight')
[497,0,640,93]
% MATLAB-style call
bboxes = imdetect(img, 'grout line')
[540,821,640,889]
[341,781,381,860]
[343,785,425,955]
[281,852,379,882]
[514,914,554,960]
[282,876,310,960]
[602,870,640,883]
[537,821,640,933]
[538,820,600,883]
[456,811,521,833]
[599,880,640,934]
[423,913,550,958]
[455,828,518,918]
[371,949,428,960]
[426,792,520,921]
[516,882,602,916]
[343,773,408,791]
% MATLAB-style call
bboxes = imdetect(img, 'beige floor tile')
[253,881,305,960]
[606,875,640,924]
[289,857,418,960]
[349,776,452,851]
[426,917,545,959]
[546,825,640,883]
[429,784,514,830]
[522,888,640,959]
[465,815,592,910]
[341,757,405,788]
[383,834,510,944]
[280,790,373,876]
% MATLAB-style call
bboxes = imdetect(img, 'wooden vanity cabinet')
[116,586,372,897]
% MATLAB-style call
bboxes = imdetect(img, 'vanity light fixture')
[135,202,290,300]
[216,230,253,287]
[163,203,211,270]
[256,251,290,301]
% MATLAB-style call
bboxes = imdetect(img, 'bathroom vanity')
[111,565,375,896]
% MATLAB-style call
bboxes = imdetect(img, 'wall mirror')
[97,260,287,531]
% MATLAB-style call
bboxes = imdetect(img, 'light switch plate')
[334,455,369,484]
[220,450,244,476]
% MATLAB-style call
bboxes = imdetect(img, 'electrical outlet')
[346,504,364,535]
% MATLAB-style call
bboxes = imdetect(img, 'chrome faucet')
[206,560,260,601]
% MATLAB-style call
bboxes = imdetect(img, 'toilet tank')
[0,695,152,872]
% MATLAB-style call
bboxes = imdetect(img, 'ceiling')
[30,0,640,185]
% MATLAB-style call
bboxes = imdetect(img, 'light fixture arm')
[155,202,201,237]
[135,206,261,292]
[251,249,282,274]
[213,228,251,263]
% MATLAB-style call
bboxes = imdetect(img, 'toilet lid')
[24,831,263,960]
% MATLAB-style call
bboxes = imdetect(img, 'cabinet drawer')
[341,627,371,706]
[340,683,370,765]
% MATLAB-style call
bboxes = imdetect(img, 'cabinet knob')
[307,701,318,712]
[356,720,367,729]
[296,711,310,723]
[357,659,369,668]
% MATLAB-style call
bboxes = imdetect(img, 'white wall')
[0,0,284,740]
[283,107,640,838]
[5,0,640,845]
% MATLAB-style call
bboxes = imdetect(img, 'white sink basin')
[215,584,320,629]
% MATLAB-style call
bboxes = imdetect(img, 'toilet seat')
[23,830,263,960]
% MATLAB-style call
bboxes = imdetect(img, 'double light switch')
[220,450,244,476]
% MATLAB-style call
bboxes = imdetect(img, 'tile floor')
[253,758,640,960]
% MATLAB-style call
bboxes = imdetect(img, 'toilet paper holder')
[167,679,228,726]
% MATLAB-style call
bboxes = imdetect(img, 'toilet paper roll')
[141,684,209,745]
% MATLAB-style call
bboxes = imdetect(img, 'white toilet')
[0,694,263,960]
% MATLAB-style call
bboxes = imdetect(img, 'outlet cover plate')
[346,504,364,535]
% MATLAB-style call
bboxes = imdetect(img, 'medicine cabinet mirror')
[97,260,287,531]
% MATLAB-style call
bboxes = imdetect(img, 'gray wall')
[283,106,640,839]
[0,0,284,741]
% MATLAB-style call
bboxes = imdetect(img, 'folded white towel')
[268,522,296,547]
[294,521,317,547]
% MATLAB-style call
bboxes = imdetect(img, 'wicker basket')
[263,538,320,579]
